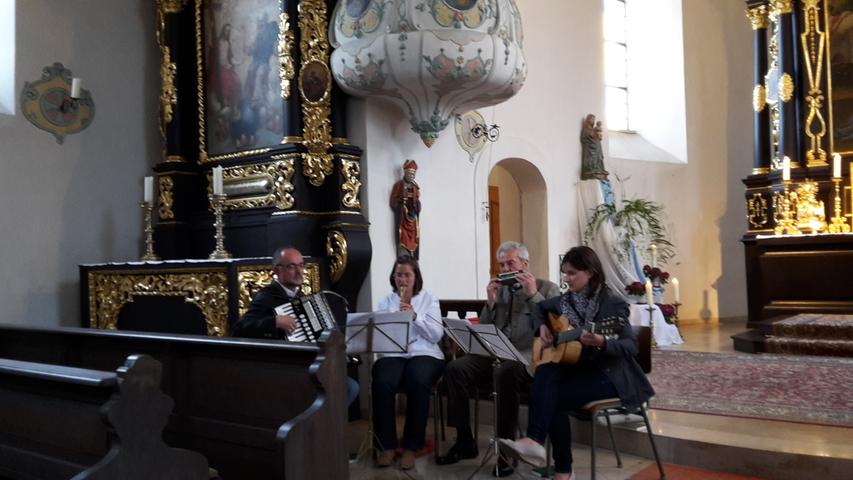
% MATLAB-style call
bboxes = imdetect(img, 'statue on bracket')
[580,113,609,181]
[390,159,421,258]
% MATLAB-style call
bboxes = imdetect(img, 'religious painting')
[202,0,284,158]
[827,0,853,153]
[300,60,330,104]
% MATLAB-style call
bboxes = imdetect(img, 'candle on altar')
[645,279,653,306]
[833,153,842,178]
[650,244,658,268]
[70,78,82,99]
[782,156,791,182]
[143,176,153,204]
[672,277,680,303]
[213,166,223,195]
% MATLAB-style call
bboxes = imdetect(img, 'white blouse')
[376,289,444,360]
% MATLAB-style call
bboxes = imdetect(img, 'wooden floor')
[346,320,853,479]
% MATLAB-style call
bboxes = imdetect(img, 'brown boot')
[375,450,395,468]
[400,449,416,470]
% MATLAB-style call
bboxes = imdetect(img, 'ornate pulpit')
[83,0,371,334]
[736,0,853,355]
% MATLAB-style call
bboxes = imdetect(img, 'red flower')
[625,282,645,295]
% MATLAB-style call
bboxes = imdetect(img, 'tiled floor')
[347,320,853,479]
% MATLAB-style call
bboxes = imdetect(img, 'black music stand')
[443,319,529,479]
[345,311,413,463]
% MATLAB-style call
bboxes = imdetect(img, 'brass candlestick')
[139,201,160,261]
[208,194,231,259]
[828,178,850,233]
[773,180,801,235]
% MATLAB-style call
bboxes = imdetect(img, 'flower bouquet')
[642,265,670,286]
[624,281,646,303]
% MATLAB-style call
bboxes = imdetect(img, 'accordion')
[275,292,339,342]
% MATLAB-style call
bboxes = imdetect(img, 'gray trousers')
[443,354,531,440]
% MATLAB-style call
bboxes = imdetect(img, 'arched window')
[604,0,629,131]
[604,0,688,164]
[0,0,15,116]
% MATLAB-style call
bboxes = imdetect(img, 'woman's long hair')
[561,246,606,295]
[388,255,423,297]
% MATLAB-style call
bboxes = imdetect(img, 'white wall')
[355,0,753,322]
[0,0,159,326]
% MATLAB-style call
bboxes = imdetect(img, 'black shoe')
[493,458,515,477]
[435,441,479,465]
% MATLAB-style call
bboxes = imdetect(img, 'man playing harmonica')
[437,241,560,477]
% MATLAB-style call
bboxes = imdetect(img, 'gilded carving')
[747,193,769,228]
[207,147,272,163]
[236,263,320,317]
[195,0,208,163]
[158,176,175,220]
[299,0,334,186]
[772,0,793,15]
[279,12,296,100]
[779,73,794,103]
[326,230,348,284]
[745,5,769,30]
[800,0,827,166]
[753,84,766,113]
[160,0,189,14]
[222,158,296,210]
[341,158,362,209]
[88,270,228,336]
[795,180,827,233]
[303,263,320,294]
[160,47,178,126]
[237,268,273,318]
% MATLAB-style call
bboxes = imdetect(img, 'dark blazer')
[532,287,655,409]
[231,281,294,339]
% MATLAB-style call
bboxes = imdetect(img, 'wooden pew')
[0,354,208,480]
[0,325,347,480]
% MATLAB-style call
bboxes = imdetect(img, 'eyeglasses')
[275,263,305,271]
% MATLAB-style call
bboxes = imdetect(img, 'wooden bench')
[0,325,348,480]
[0,354,208,479]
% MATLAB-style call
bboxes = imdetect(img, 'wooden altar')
[737,0,853,355]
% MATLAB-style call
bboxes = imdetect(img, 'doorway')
[487,158,549,279]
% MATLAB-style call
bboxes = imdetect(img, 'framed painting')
[201,0,285,160]
[827,0,853,154]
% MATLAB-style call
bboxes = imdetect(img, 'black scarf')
[560,285,602,329]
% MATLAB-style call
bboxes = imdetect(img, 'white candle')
[143,176,153,203]
[645,279,653,306]
[70,78,82,99]
[833,153,842,178]
[782,156,791,182]
[213,166,223,195]
[650,244,658,268]
[672,277,680,303]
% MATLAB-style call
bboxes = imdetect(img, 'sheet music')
[469,324,530,366]
[345,311,413,355]
[443,318,475,354]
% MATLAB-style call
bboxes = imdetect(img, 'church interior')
[0,0,852,479]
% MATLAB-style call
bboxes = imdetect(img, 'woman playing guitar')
[498,246,655,480]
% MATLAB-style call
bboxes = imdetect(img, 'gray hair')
[271,245,299,267]
[496,241,529,262]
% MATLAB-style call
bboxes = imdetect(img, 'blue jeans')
[526,363,618,474]
[372,356,445,451]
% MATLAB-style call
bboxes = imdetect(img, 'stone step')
[571,414,853,480]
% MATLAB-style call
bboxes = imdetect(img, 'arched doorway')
[487,158,549,279]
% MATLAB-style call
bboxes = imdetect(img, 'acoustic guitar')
[530,313,624,374]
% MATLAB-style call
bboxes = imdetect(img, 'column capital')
[745,5,769,30]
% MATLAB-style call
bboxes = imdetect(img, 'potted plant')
[584,197,676,266]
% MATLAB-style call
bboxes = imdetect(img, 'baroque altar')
[736,0,853,355]
[83,1,372,333]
